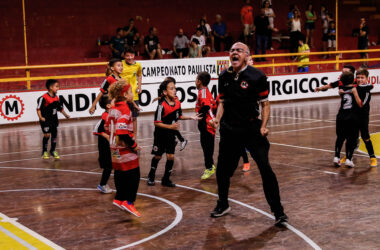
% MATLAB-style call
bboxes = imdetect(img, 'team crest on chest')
[240,81,248,89]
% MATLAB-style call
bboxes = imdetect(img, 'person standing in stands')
[305,3,317,48]
[241,0,254,45]
[254,8,270,61]
[110,28,126,59]
[144,27,163,59]
[358,17,369,66]
[212,14,232,52]
[121,47,142,138]
[209,42,287,226]
[124,18,142,56]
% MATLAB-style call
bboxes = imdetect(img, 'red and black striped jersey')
[93,111,109,135]
[37,92,63,124]
[154,98,182,135]
[100,75,118,94]
[196,87,216,135]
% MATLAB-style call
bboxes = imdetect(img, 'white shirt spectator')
[190,34,206,47]
[291,19,301,32]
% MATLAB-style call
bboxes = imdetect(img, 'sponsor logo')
[217,60,230,75]
[240,81,248,89]
[0,95,25,121]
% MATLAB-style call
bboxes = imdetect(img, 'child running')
[195,72,217,180]
[108,80,141,217]
[147,79,200,187]
[93,97,113,193]
[37,79,70,159]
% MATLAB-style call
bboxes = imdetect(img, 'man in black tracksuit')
[210,42,287,226]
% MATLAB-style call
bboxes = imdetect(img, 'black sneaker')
[147,178,155,186]
[180,139,188,151]
[274,213,288,226]
[210,200,231,218]
[161,178,176,187]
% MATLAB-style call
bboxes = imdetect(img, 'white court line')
[0,212,64,250]
[0,189,182,250]
[271,125,336,134]
[270,116,324,122]
[0,168,321,250]
[0,123,97,134]
[268,120,321,127]
[0,225,37,250]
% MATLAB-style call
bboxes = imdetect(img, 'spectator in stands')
[254,8,270,61]
[358,17,369,66]
[289,9,302,55]
[212,14,232,52]
[124,18,142,56]
[263,0,277,50]
[144,27,163,59]
[327,21,336,53]
[296,35,310,73]
[191,28,211,57]
[287,4,299,30]
[189,38,202,58]
[198,18,212,40]
[241,0,254,44]
[321,6,331,58]
[110,28,126,59]
[173,28,189,58]
[305,3,317,48]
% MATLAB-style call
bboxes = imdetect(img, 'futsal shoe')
[97,184,113,194]
[113,199,123,210]
[180,139,188,151]
[275,213,289,227]
[147,178,155,186]
[210,200,231,218]
[370,158,378,167]
[51,151,60,159]
[201,165,216,180]
[42,151,49,159]
[340,156,346,165]
[333,157,340,167]
[121,201,141,217]
[345,159,355,168]
[161,178,176,187]
[242,163,251,172]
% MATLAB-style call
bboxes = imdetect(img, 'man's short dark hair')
[340,72,355,86]
[116,27,123,33]
[125,46,135,54]
[343,65,355,74]
[149,26,155,33]
[129,18,134,22]
[197,72,211,86]
[99,96,112,110]
[46,79,58,90]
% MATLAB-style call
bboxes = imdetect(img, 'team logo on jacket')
[240,81,248,89]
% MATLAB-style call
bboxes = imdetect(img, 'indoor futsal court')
[1,96,380,249]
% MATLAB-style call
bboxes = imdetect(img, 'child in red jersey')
[108,80,141,217]
[37,79,70,159]
[93,97,113,194]
[195,72,217,180]
[89,58,123,115]
[147,79,200,187]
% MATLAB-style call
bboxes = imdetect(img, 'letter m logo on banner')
[0,95,25,121]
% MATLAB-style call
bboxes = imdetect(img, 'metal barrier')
[0,49,379,90]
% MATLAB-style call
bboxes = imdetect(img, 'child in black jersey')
[147,79,200,187]
[37,79,70,159]
[355,68,377,167]
[93,97,113,193]
[152,76,188,150]
[337,72,363,167]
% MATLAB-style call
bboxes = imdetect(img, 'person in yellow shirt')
[297,36,310,73]
[121,47,142,138]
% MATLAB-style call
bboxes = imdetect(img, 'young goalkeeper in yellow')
[121,47,143,138]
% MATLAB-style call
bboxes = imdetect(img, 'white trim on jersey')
[202,89,206,99]
[363,92,370,105]
[37,96,44,109]
[156,105,163,121]
[93,119,102,133]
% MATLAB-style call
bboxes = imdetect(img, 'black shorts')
[305,22,315,30]
[151,133,176,156]
[40,121,58,134]
[358,116,370,140]
[128,101,140,118]
[322,33,329,42]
